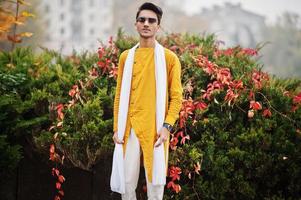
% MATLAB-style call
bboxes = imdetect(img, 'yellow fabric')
[113,47,183,182]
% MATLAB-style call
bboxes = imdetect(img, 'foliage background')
[1,30,301,199]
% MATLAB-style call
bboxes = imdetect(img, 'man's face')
[135,10,160,39]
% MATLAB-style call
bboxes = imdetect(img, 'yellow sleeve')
[113,51,128,132]
[164,53,183,126]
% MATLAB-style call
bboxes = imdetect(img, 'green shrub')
[1,31,301,199]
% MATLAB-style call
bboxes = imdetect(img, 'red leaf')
[109,65,118,79]
[52,168,60,177]
[56,104,64,120]
[250,101,262,110]
[230,80,244,89]
[49,144,55,154]
[167,180,175,189]
[241,48,258,56]
[194,101,208,111]
[180,135,190,145]
[293,92,301,104]
[262,109,272,118]
[97,47,105,59]
[167,181,181,193]
[173,183,181,193]
[168,166,182,181]
[58,190,64,196]
[216,67,232,85]
[176,131,184,138]
[56,182,61,190]
[54,195,61,200]
[248,91,254,100]
[58,175,65,183]
[68,85,79,97]
[169,136,178,150]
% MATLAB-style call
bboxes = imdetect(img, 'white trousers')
[122,128,164,200]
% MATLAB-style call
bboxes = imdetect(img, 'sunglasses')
[136,17,157,24]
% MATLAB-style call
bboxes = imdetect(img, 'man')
[110,2,182,200]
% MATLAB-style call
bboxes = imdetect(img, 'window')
[60,28,65,35]
[60,13,64,20]
[71,20,82,41]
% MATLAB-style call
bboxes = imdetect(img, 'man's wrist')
[163,122,173,132]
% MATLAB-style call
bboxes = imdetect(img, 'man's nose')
[143,20,150,26]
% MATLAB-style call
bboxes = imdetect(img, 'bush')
[1,31,301,199]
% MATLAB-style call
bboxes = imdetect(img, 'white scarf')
[110,41,167,194]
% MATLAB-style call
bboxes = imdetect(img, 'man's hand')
[112,131,124,144]
[154,127,170,147]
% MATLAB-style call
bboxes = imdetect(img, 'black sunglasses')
[136,17,157,24]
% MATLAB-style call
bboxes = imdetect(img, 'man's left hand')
[154,127,170,147]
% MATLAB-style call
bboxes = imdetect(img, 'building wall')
[200,3,266,47]
[39,0,113,55]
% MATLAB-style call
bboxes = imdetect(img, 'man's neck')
[139,38,155,48]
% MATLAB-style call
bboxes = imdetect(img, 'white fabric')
[110,41,167,194]
[122,129,164,200]
[122,129,140,200]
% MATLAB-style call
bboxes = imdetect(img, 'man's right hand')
[112,131,124,144]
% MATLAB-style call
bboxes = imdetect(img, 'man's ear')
[157,24,161,32]
[134,22,138,30]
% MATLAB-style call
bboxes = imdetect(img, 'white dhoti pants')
[122,128,164,200]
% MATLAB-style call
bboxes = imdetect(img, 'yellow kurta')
[113,47,183,182]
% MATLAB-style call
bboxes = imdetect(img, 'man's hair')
[136,2,163,25]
